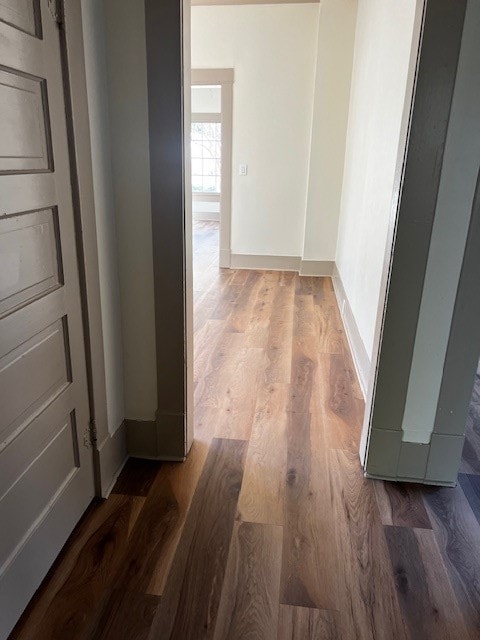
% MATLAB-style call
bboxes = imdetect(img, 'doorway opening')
[191,70,233,270]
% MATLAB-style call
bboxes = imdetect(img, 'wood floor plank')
[228,271,264,333]
[329,449,408,640]
[237,383,289,526]
[312,280,344,355]
[384,525,461,640]
[423,484,480,637]
[108,472,181,595]
[415,528,471,640]
[374,481,432,529]
[460,369,480,475]
[194,331,245,409]
[318,353,363,453]
[289,294,317,414]
[194,319,226,385]
[245,271,279,348]
[91,591,160,640]
[458,473,480,526]
[214,522,283,640]
[264,283,295,384]
[215,347,266,440]
[145,439,211,596]
[10,495,145,640]
[111,458,162,497]
[147,438,247,640]
[281,410,338,610]
[277,605,340,640]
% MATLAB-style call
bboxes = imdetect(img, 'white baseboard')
[332,265,371,398]
[300,259,334,276]
[229,253,334,275]
[219,248,231,268]
[230,253,300,271]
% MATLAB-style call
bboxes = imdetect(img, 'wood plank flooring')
[9,221,480,639]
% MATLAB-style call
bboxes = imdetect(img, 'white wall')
[81,0,125,434]
[104,0,157,421]
[191,4,319,258]
[335,0,419,359]
[191,86,221,113]
[303,0,357,262]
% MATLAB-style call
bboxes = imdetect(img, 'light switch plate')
[239,164,248,176]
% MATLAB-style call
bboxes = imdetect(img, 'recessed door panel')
[0,208,62,317]
[0,319,70,446]
[0,68,51,173]
[0,412,78,572]
[0,0,41,37]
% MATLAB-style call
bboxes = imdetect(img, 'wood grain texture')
[384,525,459,640]
[460,368,480,475]
[147,437,247,640]
[10,222,480,640]
[111,458,162,497]
[281,409,338,610]
[374,480,432,529]
[92,591,160,640]
[318,353,362,453]
[9,495,145,640]
[458,473,480,526]
[277,606,340,640]
[329,449,408,640]
[237,383,288,525]
[423,485,480,638]
[414,528,471,640]
[214,522,282,640]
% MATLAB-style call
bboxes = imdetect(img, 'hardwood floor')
[9,221,480,639]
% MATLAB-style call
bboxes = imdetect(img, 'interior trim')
[332,265,370,398]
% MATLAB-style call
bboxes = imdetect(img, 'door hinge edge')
[84,419,98,449]
[48,0,64,25]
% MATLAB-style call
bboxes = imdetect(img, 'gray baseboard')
[332,265,371,398]
[300,259,334,276]
[126,417,186,461]
[97,420,128,498]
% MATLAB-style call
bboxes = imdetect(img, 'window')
[191,122,221,194]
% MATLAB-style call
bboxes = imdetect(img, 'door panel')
[0,208,62,317]
[0,0,41,37]
[0,2,95,638]
[0,68,52,173]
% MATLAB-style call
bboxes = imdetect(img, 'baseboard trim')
[229,253,335,275]
[97,420,128,498]
[332,265,371,398]
[299,259,334,276]
[126,416,187,461]
[230,253,300,271]
[219,248,231,268]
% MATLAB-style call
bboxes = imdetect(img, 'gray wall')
[103,0,157,423]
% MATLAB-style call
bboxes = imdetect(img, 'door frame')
[192,68,234,268]
[359,0,426,464]
[60,0,122,496]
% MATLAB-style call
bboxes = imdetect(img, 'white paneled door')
[0,1,95,637]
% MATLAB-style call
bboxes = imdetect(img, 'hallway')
[9,222,480,639]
